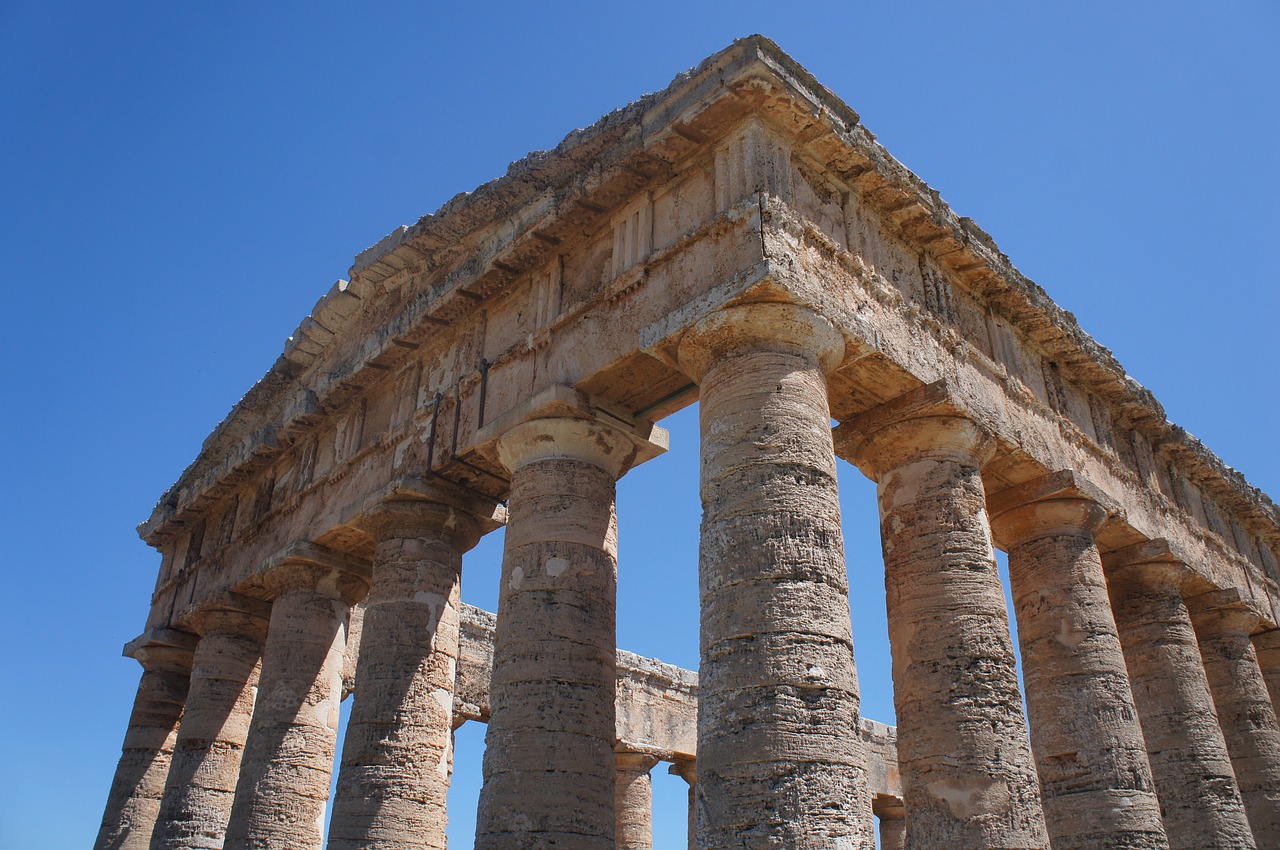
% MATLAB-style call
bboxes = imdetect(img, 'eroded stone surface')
[223,564,359,850]
[681,303,875,850]
[328,497,489,849]
[152,608,266,850]
[1105,555,1256,850]
[1190,596,1280,847]
[842,411,1049,850]
[995,495,1169,849]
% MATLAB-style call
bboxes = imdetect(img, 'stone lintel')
[122,627,199,659]
[987,469,1121,522]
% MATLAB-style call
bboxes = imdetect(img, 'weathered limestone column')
[96,632,196,850]
[474,402,666,849]
[615,749,661,850]
[988,472,1169,849]
[836,381,1048,850]
[1103,542,1255,850]
[328,486,501,849]
[1189,591,1280,846]
[667,758,696,850]
[1254,629,1280,714]
[877,812,906,850]
[223,550,367,850]
[151,598,269,850]
[676,302,875,850]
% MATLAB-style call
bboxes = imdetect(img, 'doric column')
[474,401,666,849]
[988,472,1169,849]
[1103,542,1255,849]
[151,598,269,850]
[223,549,367,850]
[667,759,696,850]
[1189,590,1280,846]
[876,808,906,850]
[1253,629,1280,714]
[328,486,502,849]
[615,749,661,850]
[95,631,196,850]
[677,302,875,850]
[836,381,1048,850]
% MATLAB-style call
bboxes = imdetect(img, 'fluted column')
[1190,592,1280,846]
[224,555,367,850]
[677,302,875,850]
[151,600,268,850]
[989,474,1169,849]
[1104,543,1255,849]
[837,383,1048,850]
[615,750,660,850]
[96,634,196,850]
[1253,629,1280,716]
[475,409,665,849]
[328,488,500,849]
[667,759,696,850]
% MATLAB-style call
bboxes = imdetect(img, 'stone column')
[474,408,665,849]
[1103,542,1255,850]
[95,632,196,850]
[836,382,1048,850]
[878,812,906,850]
[1189,591,1280,846]
[677,302,875,850]
[1253,629,1280,715]
[989,473,1169,850]
[667,759,696,850]
[151,599,269,850]
[615,750,660,850]
[223,552,367,850]
[328,487,501,850]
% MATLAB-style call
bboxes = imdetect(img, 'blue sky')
[1,3,1276,847]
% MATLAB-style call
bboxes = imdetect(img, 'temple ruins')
[96,36,1280,849]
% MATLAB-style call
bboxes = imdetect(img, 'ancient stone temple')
[96,36,1280,850]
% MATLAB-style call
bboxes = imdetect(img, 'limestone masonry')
[97,36,1280,850]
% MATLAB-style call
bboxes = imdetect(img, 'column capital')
[988,470,1119,549]
[667,757,696,785]
[1187,588,1264,636]
[185,591,272,640]
[123,627,198,673]
[674,301,845,381]
[258,541,370,604]
[1101,538,1191,593]
[835,381,993,479]
[477,384,667,478]
[1254,628,1280,652]
[359,493,496,552]
[615,749,662,775]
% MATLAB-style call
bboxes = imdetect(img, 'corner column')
[837,382,1048,850]
[474,406,666,849]
[1189,592,1280,846]
[328,487,501,849]
[1104,543,1255,849]
[223,551,367,850]
[678,303,875,849]
[615,749,661,850]
[151,598,269,850]
[989,473,1169,849]
[95,632,196,850]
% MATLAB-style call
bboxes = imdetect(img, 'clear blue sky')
[1,3,1276,847]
